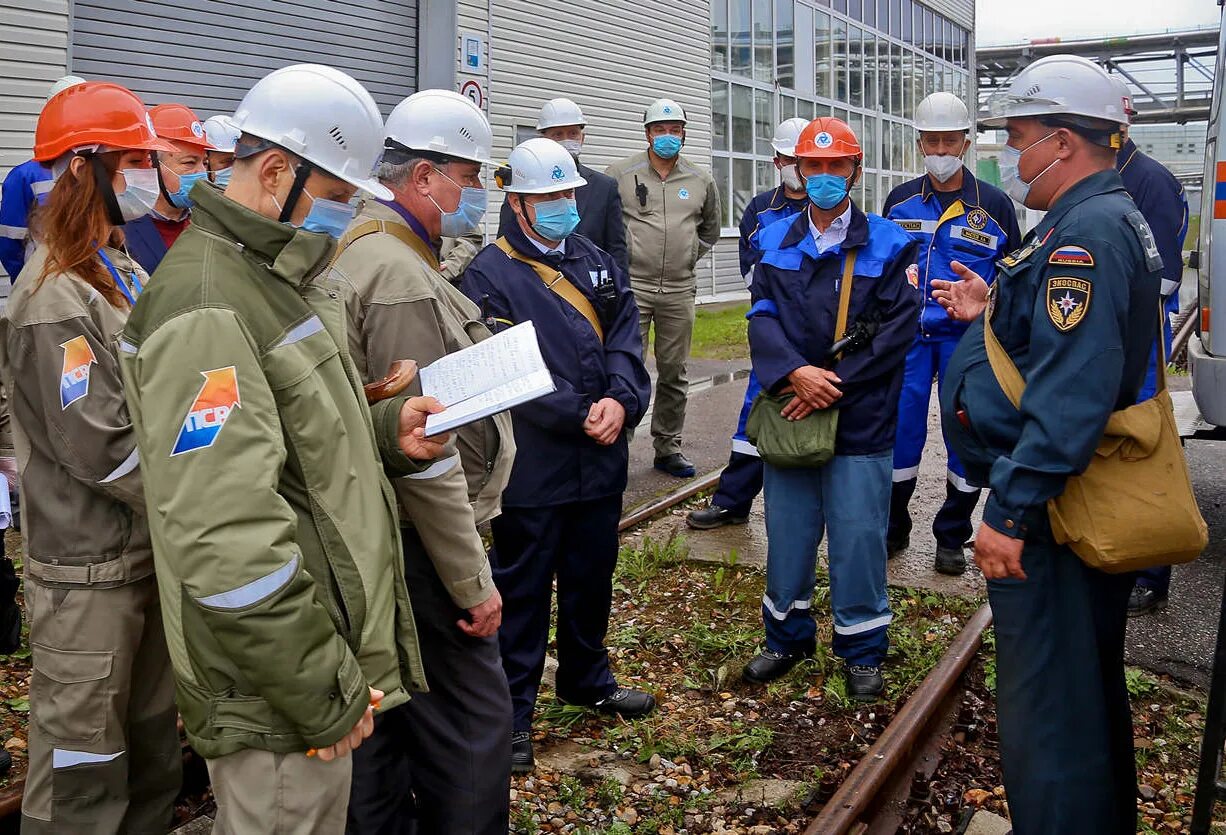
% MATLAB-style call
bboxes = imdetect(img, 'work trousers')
[490,496,622,730]
[347,529,511,835]
[989,539,1137,835]
[634,286,696,458]
[209,748,351,835]
[761,453,893,666]
[22,575,180,835]
[889,336,981,550]
[711,371,764,517]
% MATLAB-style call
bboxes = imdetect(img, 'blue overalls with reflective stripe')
[882,169,1020,552]
[0,159,53,280]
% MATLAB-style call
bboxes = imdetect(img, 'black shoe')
[743,650,804,684]
[886,534,909,559]
[592,687,656,718]
[654,453,696,478]
[1127,586,1169,617]
[686,504,749,530]
[510,731,534,774]
[934,546,967,576]
[845,664,884,701]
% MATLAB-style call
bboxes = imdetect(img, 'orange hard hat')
[794,117,863,160]
[148,103,214,151]
[34,81,178,162]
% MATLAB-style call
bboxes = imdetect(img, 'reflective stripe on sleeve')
[0,225,27,240]
[730,438,760,458]
[276,316,324,348]
[401,453,461,481]
[195,554,299,610]
[892,465,919,482]
[31,180,54,197]
[53,749,124,769]
[100,448,139,484]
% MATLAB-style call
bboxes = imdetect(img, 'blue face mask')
[531,197,581,241]
[211,167,233,188]
[164,167,209,210]
[429,168,488,237]
[651,135,683,159]
[806,173,850,211]
[300,191,358,239]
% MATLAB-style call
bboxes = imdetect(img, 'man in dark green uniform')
[932,55,1161,835]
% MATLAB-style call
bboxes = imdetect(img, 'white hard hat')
[537,98,587,130]
[914,92,972,132]
[499,138,588,194]
[983,54,1127,131]
[203,115,241,153]
[644,98,688,127]
[384,89,492,165]
[232,64,391,200]
[770,118,810,156]
[46,76,85,103]
[1111,75,1137,122]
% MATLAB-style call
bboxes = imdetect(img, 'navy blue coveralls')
[0,159,53,280]
[1116,138,1189,596]
[882,168,1020,551]
[461,222,650,731]
[708,186,808,517]
[123,213,180,275]
[748,204,920,664]
[941,169,1161,835]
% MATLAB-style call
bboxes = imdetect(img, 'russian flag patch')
[1048,245,1095,267]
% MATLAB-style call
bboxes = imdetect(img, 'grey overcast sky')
[976,0,1220,46]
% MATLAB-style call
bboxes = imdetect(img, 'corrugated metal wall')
[70,0,420,115]
[0,0,70,283]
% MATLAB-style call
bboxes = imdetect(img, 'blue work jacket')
[461,223,651,509]
[940,169,1163,539]
[0,159,53,280]
[883,168,1020,341]
[738,186,808,283]
[1116,138,1188,307]
[747,202,922,456]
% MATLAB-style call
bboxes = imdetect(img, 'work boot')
[592,687,656,718]
[511,731,534,774]
[1127,585,1169,617]
[845,664,884,701]
[886,534,909,559]
[743,650,804,684]
[654,453,696,478]
[934,546,967,576]
[686,504,748,530]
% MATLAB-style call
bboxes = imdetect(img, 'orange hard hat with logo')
[34,81,178,162]
[794,117,863,160]
[148,103,214,151]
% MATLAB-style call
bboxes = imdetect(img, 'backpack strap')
[333,218,441,272]
[493,237,604,342]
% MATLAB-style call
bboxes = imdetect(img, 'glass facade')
[710,0,973,228]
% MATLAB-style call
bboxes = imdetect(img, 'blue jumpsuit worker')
[1112,82,1190,614]
[883,92,1021,575]
[497,97,628,275]
[740,118,921,701]
[686,117,810,530]
[461,138,655,774]
[934,56,1159,835]
[0,76,86,280]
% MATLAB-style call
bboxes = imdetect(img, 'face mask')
[115,168,160,222]
[530,197,581,241]
[300,190,357,239]
[806,173,850,211]
[999,132,1058,205]
[651,135,683,159]
[559,139,584,159]
[923,154,963,184]
[428,169,487,237]
[163,165,209,210]
[211,167,233,188]
[780,163,803,192]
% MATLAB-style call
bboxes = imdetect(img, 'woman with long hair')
[0,81,182,833]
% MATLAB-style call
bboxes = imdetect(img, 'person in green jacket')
[118,64,445,835]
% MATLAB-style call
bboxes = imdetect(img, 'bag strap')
[983,296,1169,410]
[494,237,605,342]
[833,250,858,360]
[333,218,442,271]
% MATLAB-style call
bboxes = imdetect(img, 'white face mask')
[559,139,584,159]
[780,163,803,192]
[115,167,160,222]
[923,153,963,184]
[999,132,1059,206]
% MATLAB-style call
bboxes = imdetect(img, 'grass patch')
[684,302,751,360]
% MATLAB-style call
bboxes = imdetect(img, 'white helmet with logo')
[499,138,588,194]
[384,89,493,165]
[644,98,688,127]
[983,54,1127,131]
[770,117,810,156]
[915,92,972,132]
[232,63,391,199]
[203,115,241,153]
[537,98,587,130]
